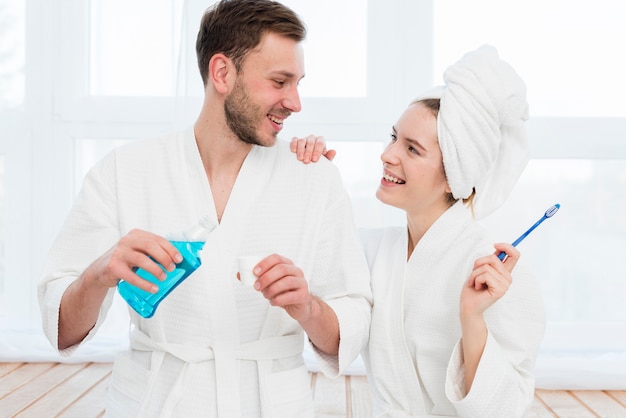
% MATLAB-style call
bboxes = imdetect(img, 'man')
[38,1,372,416]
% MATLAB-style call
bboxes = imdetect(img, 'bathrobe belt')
[130,329,305,417]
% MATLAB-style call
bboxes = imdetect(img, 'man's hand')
[86,229,182,293]
[58,229,182,350]
[252,253,313,322]
[290,135,336,163]
[251,253,340,355]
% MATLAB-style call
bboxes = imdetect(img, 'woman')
[292,45,545,417]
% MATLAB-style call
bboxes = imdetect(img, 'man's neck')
[193,117,253,222]
[194,114,252,177]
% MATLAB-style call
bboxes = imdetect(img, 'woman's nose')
[380,141,398,164]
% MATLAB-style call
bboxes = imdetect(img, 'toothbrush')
[498,203,560,261]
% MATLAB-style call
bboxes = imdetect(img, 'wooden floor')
[1,362,625,417]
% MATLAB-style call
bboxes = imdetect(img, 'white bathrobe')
[38,130,372,417]
[360,202,545,418]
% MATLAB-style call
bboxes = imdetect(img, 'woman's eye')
[408,146,419,155]
[389,134,397,142]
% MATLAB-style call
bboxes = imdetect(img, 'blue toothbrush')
[498,203,560,261]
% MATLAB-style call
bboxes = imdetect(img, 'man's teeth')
[268,115,283,125]
[383,173,405,184]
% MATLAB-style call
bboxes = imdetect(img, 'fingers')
[290,137,308,162]
[290,135,321,163]
[324,149,337,161]
[309,136,329,162]
[461,264,509,318]
[99,230,182,292]
[253,254,310,307]
[290,135,336,163]
[493,242,520,271]
[461,245,519,317]
[466,252,513,309]
[468,262,510,295]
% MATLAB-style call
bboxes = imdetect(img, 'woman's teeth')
[383,173,405,184]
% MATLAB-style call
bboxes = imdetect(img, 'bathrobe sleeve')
[444,262,545,418]
[305,169,373,378]
[38,152,121,357]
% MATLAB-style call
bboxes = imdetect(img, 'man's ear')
[208,54,234,94]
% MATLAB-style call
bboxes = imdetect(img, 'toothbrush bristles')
[545,203,560,218]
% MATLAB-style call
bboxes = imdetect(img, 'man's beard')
[224,78,272,146]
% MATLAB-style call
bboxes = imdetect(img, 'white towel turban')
[417,45,529,219]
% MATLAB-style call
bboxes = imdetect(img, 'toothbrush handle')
[497,216,547,261]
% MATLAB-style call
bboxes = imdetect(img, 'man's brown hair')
[196,0,307,86]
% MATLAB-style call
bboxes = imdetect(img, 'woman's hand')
[460,243,519,318]
[290,135,336,163]
[459,243,520,393]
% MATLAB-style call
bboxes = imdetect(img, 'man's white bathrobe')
[360,202,545,418]
[38,130,372,417]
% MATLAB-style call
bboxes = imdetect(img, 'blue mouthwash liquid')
[117,240,205,318]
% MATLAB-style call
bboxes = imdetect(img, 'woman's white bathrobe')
[38,130,372,417]
[360,202,545,418]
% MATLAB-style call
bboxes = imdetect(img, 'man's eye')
[274,80,285,87]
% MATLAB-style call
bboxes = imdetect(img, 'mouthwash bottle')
[117,216,216,318]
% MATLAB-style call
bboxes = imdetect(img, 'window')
[0,0,26,326]
[0,0,25,110]
[283,0,367,98]
[0,157,4,315]
[88,0,368,99]
[431,0,626,328]
[433,0,626,117]
[89,0,178,97]
[481,160,626,321]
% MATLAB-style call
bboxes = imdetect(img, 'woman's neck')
[406,201,455,260]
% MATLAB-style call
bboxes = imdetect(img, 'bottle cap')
[186,215,217,241]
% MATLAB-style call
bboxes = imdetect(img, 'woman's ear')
[208,54,234,94]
